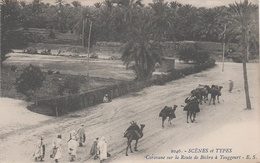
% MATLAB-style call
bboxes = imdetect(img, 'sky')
[40,0,258,8]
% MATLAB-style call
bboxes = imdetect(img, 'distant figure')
[57,48,61,55]
[229,80,234,93]
[90,137,99,159]
[68,131,77,162]
[77,124,86,147]
[97,136,107,163]
[50,134,62,163]
[33,136,45,161]
[103,94,111,103]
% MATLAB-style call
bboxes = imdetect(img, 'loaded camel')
[191,84,211,105]
[159,105,177,128]
[124,122,145,156]
[209,85,223,105]
[184,94,200,123]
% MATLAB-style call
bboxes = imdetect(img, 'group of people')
[33,124,108,163]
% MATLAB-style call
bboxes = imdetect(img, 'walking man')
[97,136,107,163]
[68,131,78,162]
[33,136,45,161]
[77,124,86,147]
[229,80,234,93]
[51,134,62,163]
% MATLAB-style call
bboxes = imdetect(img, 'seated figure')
[103,94,112,103]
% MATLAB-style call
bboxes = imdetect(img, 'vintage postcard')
[0,0,259,163]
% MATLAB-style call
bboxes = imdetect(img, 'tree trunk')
[242,28,251,109]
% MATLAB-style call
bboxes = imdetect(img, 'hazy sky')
[41,0,258,8]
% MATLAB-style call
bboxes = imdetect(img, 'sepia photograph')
[0,0,259,162]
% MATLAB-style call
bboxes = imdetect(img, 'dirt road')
[0,62,259,163]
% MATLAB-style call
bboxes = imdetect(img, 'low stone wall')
[29,60,216,116]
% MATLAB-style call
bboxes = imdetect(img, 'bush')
[90,52,98,59]
[15,64,45,101]
[58,76,81,96]
[10,65,17,72]
[48,70,54,75]
[40,49,52,55]
[232,56,243,63]
[178,46,209,64]
[48,30,56,39]
[26,48,38,54]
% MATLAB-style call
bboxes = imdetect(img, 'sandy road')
[0,62,259,163]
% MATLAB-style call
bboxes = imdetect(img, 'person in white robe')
[97,136,107,163]
[33,136,45,161]
[77,124,85,147]
[68,131,78,162]
[51,134,62,163]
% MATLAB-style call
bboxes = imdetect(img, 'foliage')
[25,48,38,54]
[15,64,45,101]
[90,52,98,58]
[58,76,81,96]
[48,30,56,39]
[178,46,209,64]
[1,0,27,62]
[228,0,258,109]
[3,0,259,49]
[122,9,164,81]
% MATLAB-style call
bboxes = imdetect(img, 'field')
[2,52,192,100]
[0,62,259,163]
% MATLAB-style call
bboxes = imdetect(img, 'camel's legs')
[192,113,196,123]
[187,111,189,123]
[134,140,138,151]
[162,117,166,128]
[168,118,172,125]
[190,113,193,123]
[126,142,129,156]
[126,139,133,156]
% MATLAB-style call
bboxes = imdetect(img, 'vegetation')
[1,0,258,105]
[1,0,258,50]
[228,0,258,109]
[58,76,81,96]
[178,46,209,64]
[15,64,45,101]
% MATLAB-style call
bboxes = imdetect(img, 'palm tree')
[228,0,258,109]
[193,7,224,41]
[116,0,144,22]
[148,0,172,41]
[122,10,163,81]
[94,2,102,8]
[175,4,198,40]
[71,1,81,8]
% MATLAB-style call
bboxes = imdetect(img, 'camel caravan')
[32,84,223,161]
[124,84,223,157]
[159,84,223,126]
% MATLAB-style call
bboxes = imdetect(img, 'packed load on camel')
[124,121,143,139]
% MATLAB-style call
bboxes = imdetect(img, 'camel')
[159,105,177,128]
[191,89,202,105]
[197,84,211,103]
[209,85,223,105]
[191,85,211,104]
[184,96,200,123]
[124,123,145,156]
